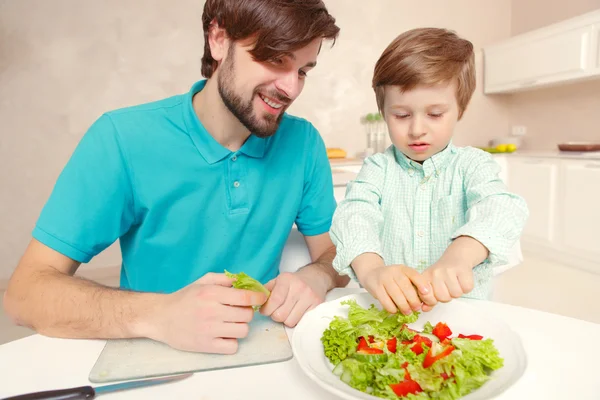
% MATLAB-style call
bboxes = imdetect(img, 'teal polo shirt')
[33,80,336,293]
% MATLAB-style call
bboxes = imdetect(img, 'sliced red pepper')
[357,337,370,351]
[423,345,455,368]
[357,347,384,354]
[411,342,424,355]
[432,322,452,341]
[407,335,432,355]
[368,335,375,343]
[387,337,397,353]
[441,338,452,346]
[390,379,423,397]
[441,372,450,380]
[458,334,483,340]
[415,335,433,348]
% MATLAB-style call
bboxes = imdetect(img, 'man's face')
[217,38,321,138]
[383,82,460,162]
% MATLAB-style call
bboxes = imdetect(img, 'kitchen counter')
[493,150,600,160]
[1,287,599,399]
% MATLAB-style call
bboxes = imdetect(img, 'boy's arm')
[330,154,387,278]
[449,150,529,267]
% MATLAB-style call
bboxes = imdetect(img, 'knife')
[1,373,193,400]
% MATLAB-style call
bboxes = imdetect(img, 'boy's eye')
[299,70,308,78]
[429,113,444,118]
[395,114,410,119]
[270,58,284,66]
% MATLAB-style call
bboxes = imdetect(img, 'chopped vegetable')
[321,301,504,399]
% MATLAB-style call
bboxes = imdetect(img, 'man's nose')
[274,72,301,100]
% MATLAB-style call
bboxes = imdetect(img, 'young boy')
[330,28,529,315]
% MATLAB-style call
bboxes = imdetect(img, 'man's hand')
[145,273,268,354]
[259,268,327,328]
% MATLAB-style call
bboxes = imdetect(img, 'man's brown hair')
[372,28,476,119]
[201,0,340,78]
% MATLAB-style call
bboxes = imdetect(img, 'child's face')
[383,82,459,163]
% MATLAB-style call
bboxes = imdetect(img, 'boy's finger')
[406,269,437,307]
[422,304,434,312]
[375,288,397,314]
[384,280,412,316]
[446,275,464,298]
[404,268,432,296]
[458,271,474,294]
[394,275,421,312]
[432,279,452,303]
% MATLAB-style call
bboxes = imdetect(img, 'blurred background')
[1,0,599,342]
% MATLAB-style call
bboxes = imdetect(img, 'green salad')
[320,300,503,399]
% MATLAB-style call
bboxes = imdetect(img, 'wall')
[507,0,600,150]
[0,0,513,280]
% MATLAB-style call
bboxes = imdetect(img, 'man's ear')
[207,19,229,63]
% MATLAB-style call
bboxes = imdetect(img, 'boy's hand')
[421,262,475,312]
[358,263,436,315]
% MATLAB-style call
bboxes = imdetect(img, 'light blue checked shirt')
[330,142,529,300]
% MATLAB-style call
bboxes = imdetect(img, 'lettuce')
[321,300,504,400]
[224,270,270,310]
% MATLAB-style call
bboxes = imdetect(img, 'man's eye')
[299,70,308,78]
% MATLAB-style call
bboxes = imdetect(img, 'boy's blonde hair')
[372,28,476,119]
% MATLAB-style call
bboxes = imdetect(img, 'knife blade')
[1,373,193,400]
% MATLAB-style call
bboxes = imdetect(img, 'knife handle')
[1,386,95,400]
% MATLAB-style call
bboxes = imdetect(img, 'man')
[4,0,349,355]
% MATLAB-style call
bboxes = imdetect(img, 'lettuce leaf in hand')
[224,270,270,310]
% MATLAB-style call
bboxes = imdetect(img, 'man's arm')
[4,239,266,354]
[298,232,350,292]
[3,239,161,339]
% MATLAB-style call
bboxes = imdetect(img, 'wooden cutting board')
[88,313,292,383]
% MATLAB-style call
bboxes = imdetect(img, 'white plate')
[292,292,527,400]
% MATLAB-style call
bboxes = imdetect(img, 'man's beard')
[217,50,289,138]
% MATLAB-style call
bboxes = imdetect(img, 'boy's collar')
[393,141,456,177]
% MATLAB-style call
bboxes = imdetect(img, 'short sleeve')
[32,114,137,263]
[294,124,336,236]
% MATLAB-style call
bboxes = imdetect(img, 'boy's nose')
[409,117,427,138]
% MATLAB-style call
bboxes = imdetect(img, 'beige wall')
[0,0,514,280]
[507,0,600,150]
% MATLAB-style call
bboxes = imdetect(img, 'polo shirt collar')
[183,80,267,164]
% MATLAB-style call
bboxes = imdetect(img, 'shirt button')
[231,155,237,162]
[233,181,240,188]
[417,231,424,237]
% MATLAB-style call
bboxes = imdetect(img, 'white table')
[1,288,598,400]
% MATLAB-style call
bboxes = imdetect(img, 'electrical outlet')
[511,125,527,136]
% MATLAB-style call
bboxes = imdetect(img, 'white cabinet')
[506,156,600,275]
[561,160,600,259]
[594,23,600,73]
[507,158,558,244]
[483,9,600,94]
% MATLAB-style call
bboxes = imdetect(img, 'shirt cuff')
[32,226,94,263]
